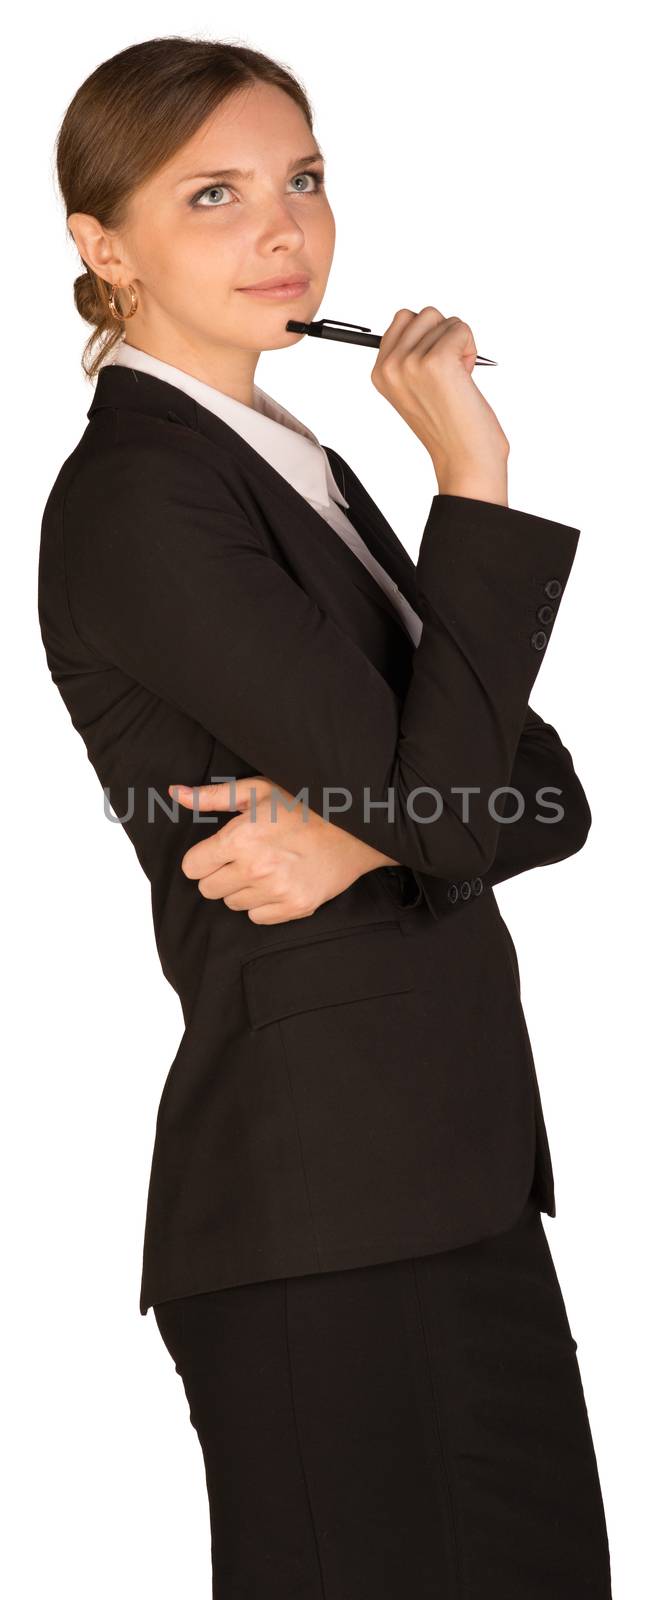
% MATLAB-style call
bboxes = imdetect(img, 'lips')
[238,275,310,291]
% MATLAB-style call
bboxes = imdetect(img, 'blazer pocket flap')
[242,921,416,1030]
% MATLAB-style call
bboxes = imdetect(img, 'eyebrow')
[177,150,325,185]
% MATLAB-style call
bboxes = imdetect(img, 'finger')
[247,901,313,925]
[375,307,417,361]
[385,306,452,364]
[181,831,238,880]
[197,869,255,901]
[415,316,477,367]
[169,775,271,811]
[197,871,282,909]
[169,782,230,811]
[194,863,313,921]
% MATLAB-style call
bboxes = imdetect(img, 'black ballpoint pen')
[286,317,498,365]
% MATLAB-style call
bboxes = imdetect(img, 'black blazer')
[38,363,590,1316]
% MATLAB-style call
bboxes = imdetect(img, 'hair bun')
[73,267,106,328]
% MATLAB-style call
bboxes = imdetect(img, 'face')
[68,80,336,394]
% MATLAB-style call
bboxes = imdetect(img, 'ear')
[67,211,128,284]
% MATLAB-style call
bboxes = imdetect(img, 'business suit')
[38,359,612,1595]
[38,358,592,1318]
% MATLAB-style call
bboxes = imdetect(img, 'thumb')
[168,776,272,811]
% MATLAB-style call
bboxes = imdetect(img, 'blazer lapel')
[179,393,419,643]
[87,366,419,692]
[210,430,417,697]
[322,444,421,618]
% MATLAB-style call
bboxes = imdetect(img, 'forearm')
[479,707,592,888]
[328,705,590,896]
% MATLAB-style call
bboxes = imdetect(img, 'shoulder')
[60,407,269,588]
[64,408,243,519]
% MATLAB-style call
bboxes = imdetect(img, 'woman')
[39,34,612,1599]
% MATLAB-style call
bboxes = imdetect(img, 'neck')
[120,322,260,408]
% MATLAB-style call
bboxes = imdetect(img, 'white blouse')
[105,339,423,647]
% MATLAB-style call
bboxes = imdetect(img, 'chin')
[260,328,308,351]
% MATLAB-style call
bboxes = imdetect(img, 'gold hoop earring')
[108,283,138,321]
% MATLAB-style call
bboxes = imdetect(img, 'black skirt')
[153,1196,612,1598]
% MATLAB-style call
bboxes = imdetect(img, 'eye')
[289,170,325,194]
[190,170,325,208]
[191,184,231,208]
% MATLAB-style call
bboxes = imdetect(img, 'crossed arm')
[62,428,587,923]
[169,700,591,922]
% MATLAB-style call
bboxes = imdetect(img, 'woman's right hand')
[371,307,510,504]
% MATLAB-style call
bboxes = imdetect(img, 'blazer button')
[471,876,483,895]
[447,882,459,904]
[460,879,472,900]
[531,629,548,650]
[544,578,563,599]
[537,603,555,625]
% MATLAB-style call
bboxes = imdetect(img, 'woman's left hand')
[168,774,398,924]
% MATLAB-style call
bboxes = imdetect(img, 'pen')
[286,317,498,365]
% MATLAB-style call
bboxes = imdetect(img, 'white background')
[4,2,657,1593]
